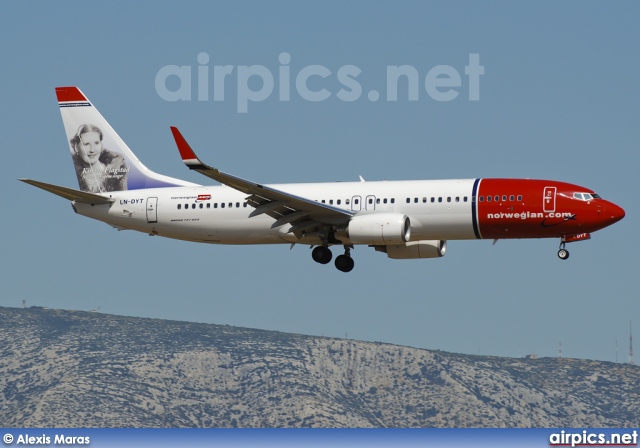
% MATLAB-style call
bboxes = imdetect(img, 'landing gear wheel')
[335,254,355,273]
[557,249,569,260]
[312,246,332,264]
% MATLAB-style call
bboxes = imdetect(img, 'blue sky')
[1,1,638,362]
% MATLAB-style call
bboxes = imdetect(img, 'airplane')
[20,86,625,272]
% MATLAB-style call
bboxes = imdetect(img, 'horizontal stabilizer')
[19,179,114,205]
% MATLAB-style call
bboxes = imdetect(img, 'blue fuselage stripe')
[472,178,482,239]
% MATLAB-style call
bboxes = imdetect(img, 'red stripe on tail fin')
[55,86,87,102]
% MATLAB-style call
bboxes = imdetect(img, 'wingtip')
[170,126,203,167]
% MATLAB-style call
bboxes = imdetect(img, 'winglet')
[170,126,208,169]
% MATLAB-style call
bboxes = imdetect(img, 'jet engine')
[383,240,447,259]
[336,213,410,245]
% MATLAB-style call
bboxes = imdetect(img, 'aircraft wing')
[19,179,114,205]
[171,127,354,236]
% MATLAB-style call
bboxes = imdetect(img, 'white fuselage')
[75,179,478,245]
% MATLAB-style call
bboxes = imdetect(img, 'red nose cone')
[608,202,625,224]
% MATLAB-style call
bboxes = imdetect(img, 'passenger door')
[146,197,158,223]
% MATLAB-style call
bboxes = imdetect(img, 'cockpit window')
[573,192,600,200]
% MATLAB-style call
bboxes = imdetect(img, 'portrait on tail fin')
[69,123,130,193]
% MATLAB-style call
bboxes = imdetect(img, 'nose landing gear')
[557,240,569,260]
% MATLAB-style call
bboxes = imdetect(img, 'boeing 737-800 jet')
[21,87,625,272]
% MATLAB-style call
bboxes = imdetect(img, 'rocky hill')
[0,306,638,427]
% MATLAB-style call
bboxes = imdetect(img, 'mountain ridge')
[1,306,638,427]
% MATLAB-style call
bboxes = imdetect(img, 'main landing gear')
[335,247,355,273]
[312,245,355,272]
[311,245,332,264]
[557,241,570,260]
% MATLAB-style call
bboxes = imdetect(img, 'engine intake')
[336,213,410,245]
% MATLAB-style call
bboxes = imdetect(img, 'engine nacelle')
[337,213,410,245]
[385,240,447,259]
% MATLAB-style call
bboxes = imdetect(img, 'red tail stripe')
[55,86,87,103]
